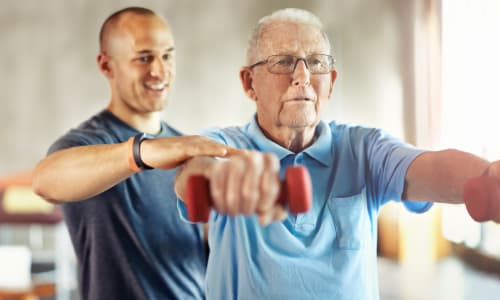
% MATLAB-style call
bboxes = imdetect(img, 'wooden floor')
[378,255,500,300]
[15,255,500,300]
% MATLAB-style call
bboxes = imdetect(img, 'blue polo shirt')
[179,117,431,300]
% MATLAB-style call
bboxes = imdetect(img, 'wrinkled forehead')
[256,21,329,59]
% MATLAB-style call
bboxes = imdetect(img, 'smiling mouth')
[144,82,167,91]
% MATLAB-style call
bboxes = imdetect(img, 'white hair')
[246,8,331,65]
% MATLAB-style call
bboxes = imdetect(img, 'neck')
[107,104,162,134]
[262,125,316,153]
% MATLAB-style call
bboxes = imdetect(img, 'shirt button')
[294,153,303,165]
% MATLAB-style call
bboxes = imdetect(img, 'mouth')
[286,97,314,102]
[144,82,168,92]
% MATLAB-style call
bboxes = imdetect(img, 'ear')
[328,69,338,98]
[240,67,257,101]
[97,52,113,79]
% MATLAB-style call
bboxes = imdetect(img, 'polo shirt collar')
[247,116,333,167]
[303,120,333,167]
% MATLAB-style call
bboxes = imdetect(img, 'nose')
[292,59,310,87]
[149,56,166,79]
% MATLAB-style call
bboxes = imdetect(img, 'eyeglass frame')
[247,54,336,74]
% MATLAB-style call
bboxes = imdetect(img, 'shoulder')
[327,121,415,162]
[201,124,254,148]
[48,111,130,154]
[328,121,384,144]
[160,121,183,137]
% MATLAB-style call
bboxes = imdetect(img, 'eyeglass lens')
[267,55,332,74]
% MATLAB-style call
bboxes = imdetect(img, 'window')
[441,0,500,256]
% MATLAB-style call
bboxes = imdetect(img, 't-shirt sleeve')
[364,128,432,213]
[47,129,109,155]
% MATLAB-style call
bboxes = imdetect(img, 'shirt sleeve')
[200,127,231,144]
[47,129,109,155]
[364,128,433,213]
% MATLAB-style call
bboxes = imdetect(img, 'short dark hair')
[99,6,156,51]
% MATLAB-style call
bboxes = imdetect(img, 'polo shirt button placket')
[280,155,297,224]
[292,153,305,226]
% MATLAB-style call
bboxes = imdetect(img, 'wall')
[0,0,418,174]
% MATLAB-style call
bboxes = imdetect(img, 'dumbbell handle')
[463,176,500,223]
[185,166,312,222]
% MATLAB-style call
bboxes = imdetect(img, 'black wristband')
[132,133,154,170]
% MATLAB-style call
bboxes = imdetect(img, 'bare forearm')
[33,135,232,203]
[404,149,490,203]
[32,143,133,203]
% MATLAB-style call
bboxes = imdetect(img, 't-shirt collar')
[247,116,333,167]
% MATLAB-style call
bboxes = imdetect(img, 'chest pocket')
[327,187,368,250]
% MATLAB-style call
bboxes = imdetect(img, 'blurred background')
[0,0,499,299]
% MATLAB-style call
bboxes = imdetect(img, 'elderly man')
[175,8,500,300]
[32,6,233,300]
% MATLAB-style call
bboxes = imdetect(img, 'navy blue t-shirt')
[48,110,206,300]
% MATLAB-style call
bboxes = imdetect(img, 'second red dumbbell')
[185,166,312,222]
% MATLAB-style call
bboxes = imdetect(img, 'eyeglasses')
[248,54,335,74]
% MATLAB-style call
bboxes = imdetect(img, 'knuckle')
[242,190,258,211]
[263,153,279,170]
[241,203,254,215]
[225,196,237,215]
[262,174,279,195]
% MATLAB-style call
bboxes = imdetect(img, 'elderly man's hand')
[206,151,287,225]
[463,160,500,223]
[484,160,500,178]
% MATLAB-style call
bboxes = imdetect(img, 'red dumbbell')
[463,176,500,223]
[185,166,312,222]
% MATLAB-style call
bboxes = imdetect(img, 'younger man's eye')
[139,56,152,63]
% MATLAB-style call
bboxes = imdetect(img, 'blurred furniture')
[0,282,55,300]
[0,171,75,300]
[378,202,452,262]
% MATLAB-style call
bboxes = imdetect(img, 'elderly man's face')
[248,21,336,137]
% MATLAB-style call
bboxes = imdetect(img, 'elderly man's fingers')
[257,205,287,226]
[256,153,281,212]
[209,161,230,214]
[240,153,264,215]
[258,210,275,226]
[223,157,247,215]
[273,205,288,221]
